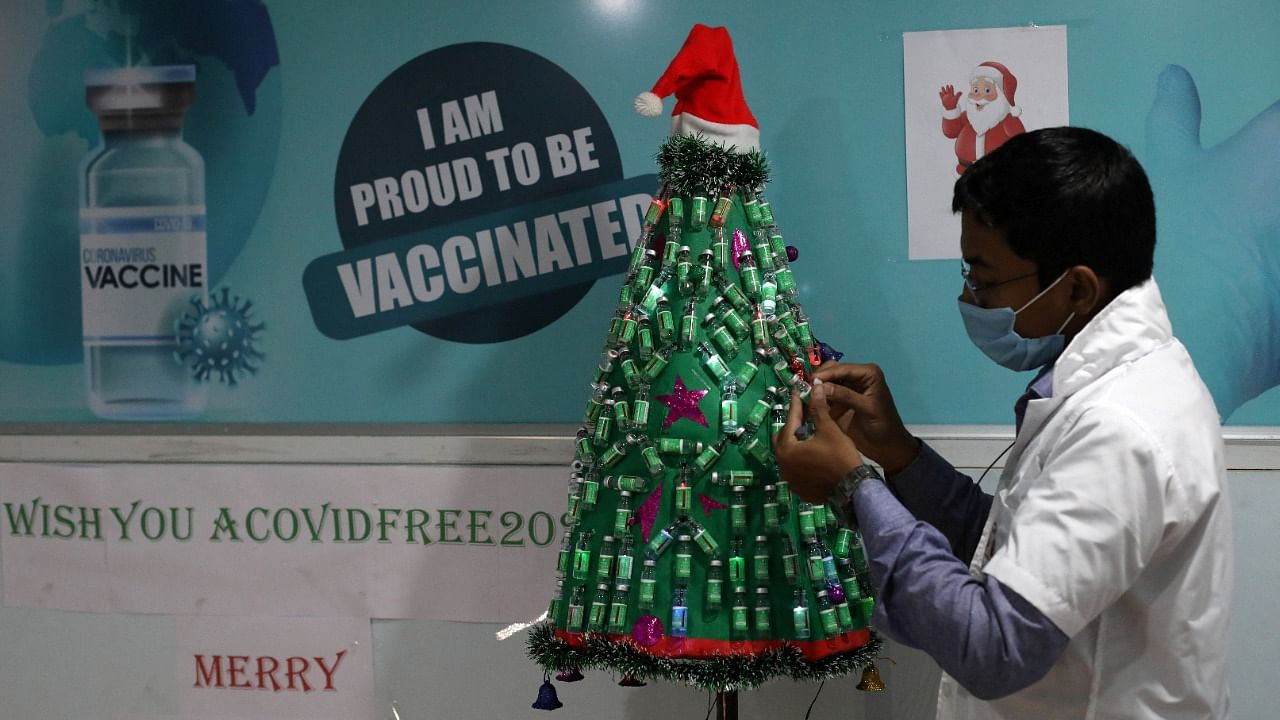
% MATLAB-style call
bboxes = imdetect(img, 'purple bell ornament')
[556,666,585,682]
[532,673,564,710]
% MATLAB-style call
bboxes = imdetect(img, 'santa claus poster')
[903,25,1069,260]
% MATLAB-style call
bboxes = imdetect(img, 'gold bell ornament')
[856,663,886,692]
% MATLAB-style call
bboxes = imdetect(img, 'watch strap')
[829,464,883,528]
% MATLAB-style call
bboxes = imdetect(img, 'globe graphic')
[0,1,281,364]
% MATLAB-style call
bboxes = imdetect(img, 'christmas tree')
[527,24,881,701]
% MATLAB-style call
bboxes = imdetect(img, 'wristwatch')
[828,464,883,528]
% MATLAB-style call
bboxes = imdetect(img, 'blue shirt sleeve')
[885,440,993,564]
[851,479,1070,700]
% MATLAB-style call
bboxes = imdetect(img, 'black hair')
[952,126,1155,293]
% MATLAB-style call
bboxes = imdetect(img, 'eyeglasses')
[960,262,1038,304]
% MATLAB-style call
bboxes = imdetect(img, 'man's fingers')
[812,363,854,383]
[808,381,838,433]
[775,386,806,450]
[823,383,875,415]
[813,362,879,389]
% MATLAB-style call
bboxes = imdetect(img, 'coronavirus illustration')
[175,287,265,385]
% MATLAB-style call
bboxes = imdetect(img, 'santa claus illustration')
[940,61,1026,174]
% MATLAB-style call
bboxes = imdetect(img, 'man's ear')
[1067,265,1108,317]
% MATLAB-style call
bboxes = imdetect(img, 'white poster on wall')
[903,25,1069,259]
[0,463,565,621]
[176,616,373,720]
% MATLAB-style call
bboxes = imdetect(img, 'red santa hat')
[970,61,1021,118]
[634,23,760,153]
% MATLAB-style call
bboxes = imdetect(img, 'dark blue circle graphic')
[334,42,622,344]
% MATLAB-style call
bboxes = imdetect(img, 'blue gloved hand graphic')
[1145,64,1280,419]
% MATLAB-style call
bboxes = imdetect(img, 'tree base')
[527,622,883,691]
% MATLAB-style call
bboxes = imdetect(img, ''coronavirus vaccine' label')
[80,205,207,345]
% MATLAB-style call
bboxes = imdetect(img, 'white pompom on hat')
[634,23,760,153]
[970,61,1021,118]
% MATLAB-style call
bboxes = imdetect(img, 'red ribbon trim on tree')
[554,628,873,662]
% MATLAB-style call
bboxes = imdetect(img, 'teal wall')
[2,0,1278,425]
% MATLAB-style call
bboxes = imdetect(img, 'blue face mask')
[958,271,1075,371]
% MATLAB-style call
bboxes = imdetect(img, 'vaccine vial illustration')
[80,65,208,419]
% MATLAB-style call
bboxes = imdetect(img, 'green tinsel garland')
[656,134,771,197]
[527,622,882,692]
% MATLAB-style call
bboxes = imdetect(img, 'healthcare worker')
[775,127,1233,719]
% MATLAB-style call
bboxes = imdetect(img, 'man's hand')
[813,362,919,475]
[774,381,863,504]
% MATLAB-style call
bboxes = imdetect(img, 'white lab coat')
[938,279,1233,719]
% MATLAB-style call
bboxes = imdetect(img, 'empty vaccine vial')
[80,65,207,419]
[792,590,811,639]
[706,557,724,611]
[671,587,689,638]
